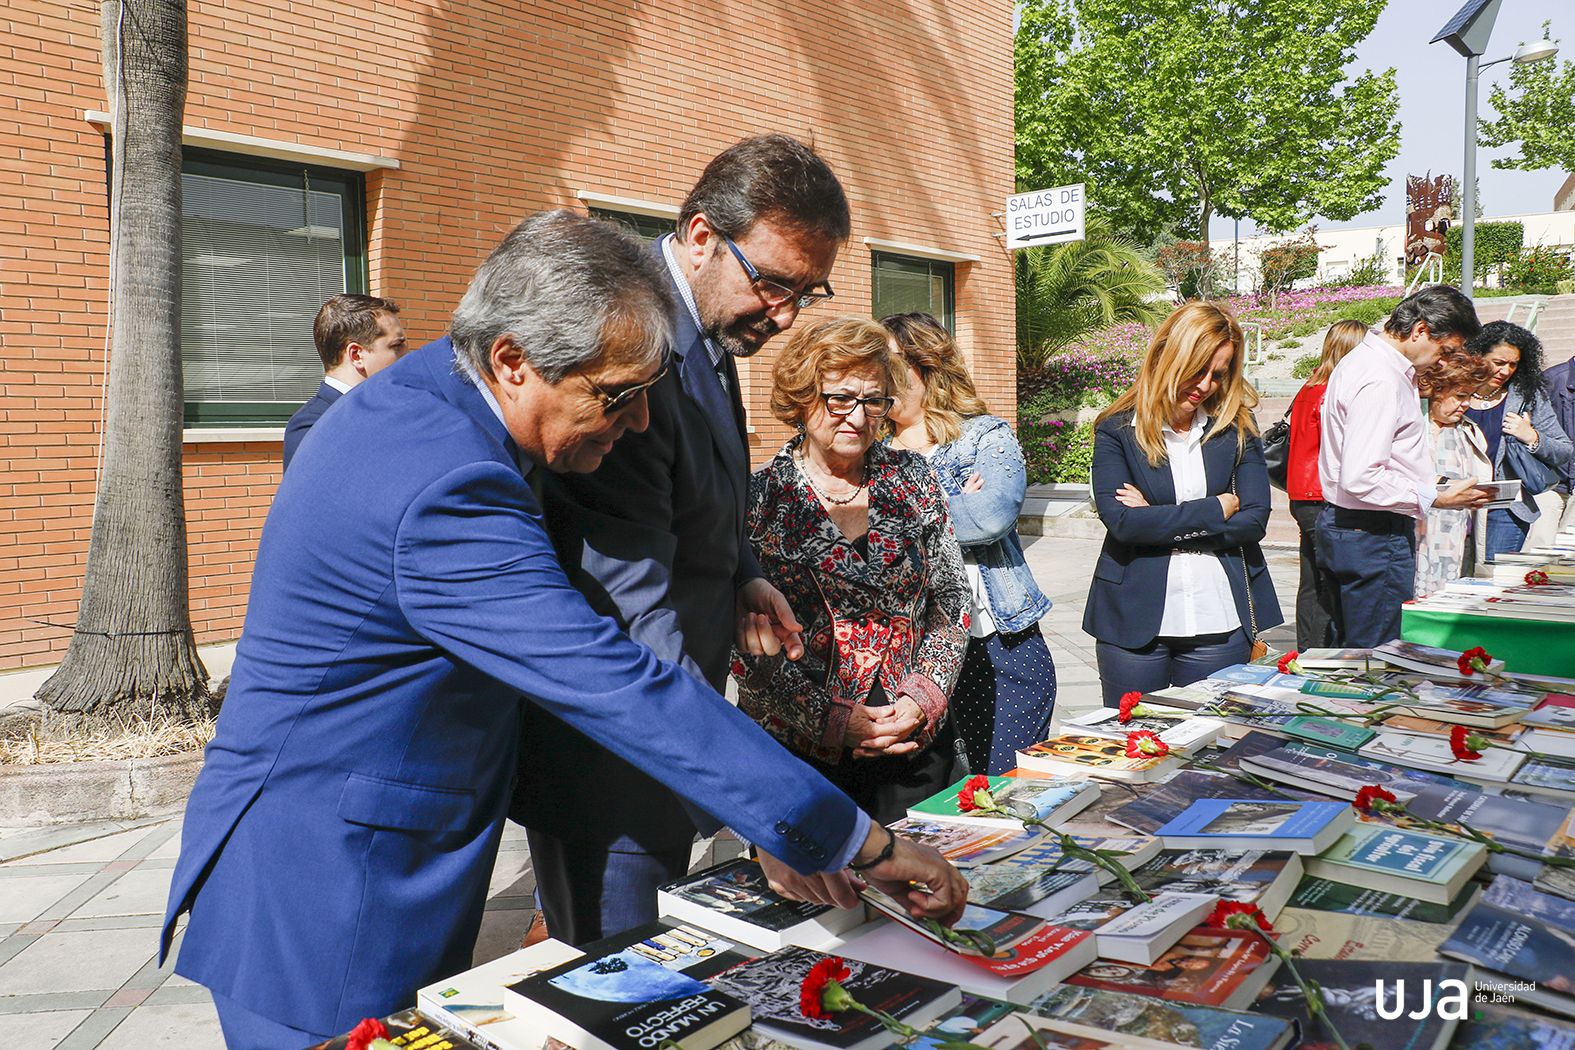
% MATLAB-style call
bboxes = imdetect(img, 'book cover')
[883,817,1047,867]
[658,859,851,942]
[1535,808,1575,904]
[907,992,1020,1050]
[1450,1004,1575,1049]
[1374,640,1506,680]
[1304,824,1485,905]
[505,924,750,1050]
[860,890,1096,982]
[709,947,961,1050]
[1065,926,1280,1009]
[1024,984,1294,1050]
[1281,716,1374,750]
[1269,906,1453,961]
[1016,735,1176,782]
[1154,799,1353,853]
[418,941,585,1045]
[1358,731,1526,783]
[1286,875,1478,923]
[1106,771,1305,835]
[1402,781,1570,862]
[1520,728,1575,759]
[1439,879,1575,1014]
[1296,648,1372,671]
[1238,740,1460,799]
[1512,758,1575,794]
[1250,959,1470,1050]
[972,1013,1134,1049]
[1059,708,1223,753]
[1380,714,1523,742]
[309,1008,489,1050]
[961,841,1100,916]
[1129,850,1303,921]
[906,775,1095,828]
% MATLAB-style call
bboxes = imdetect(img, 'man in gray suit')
[514,135,846,945]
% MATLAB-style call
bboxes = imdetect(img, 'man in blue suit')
[517,135,844,946]
[281,293,407,469]
[161,211,966,1050]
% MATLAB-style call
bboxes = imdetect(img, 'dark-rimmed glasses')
[584,357,670,414]
[819,392,895,418]
[722,236,835,310]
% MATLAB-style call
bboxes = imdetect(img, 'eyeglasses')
[721,235,835,310]
[584,358,670,415]
[819,392,895,418]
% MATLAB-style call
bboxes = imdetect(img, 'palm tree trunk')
[34,0,209,726]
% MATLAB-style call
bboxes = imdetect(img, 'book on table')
[309,1008,491,1050]
[656,858,865,952]
[1450,1005,1575,1049]
[1302,823,1486,905]
[1511,756,1575,799]
[1295,648,1372,672]
[1396,780,1572,881]
[1252,959,1470,1050]
[1287,873,1481,923]
[1153,799,1355,855]
[1379,713,1524,741]
[1127,849,1304,923]
[1023,984,1296,1050]
[1268,905,1455,961]
[502,922,752,1050]
[959,835,1160,919]
[1105,770,1319,836]
[971,1010,1192,1049]
[418,939,585,1050]
[1372,639,1508,681]
[1056,707,1224,754]
[1063,926,1281,1011]
[1236,739,1463,799]
[882,817,1047,867]
[707,946,961,1050]
[1438,874,1575,1019]
[905,774,1101,829]
[1055,891,1219,966]
[1357,730,1526,782]
[1015,735,1180,783]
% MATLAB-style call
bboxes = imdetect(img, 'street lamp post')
[1432,1,1558,299]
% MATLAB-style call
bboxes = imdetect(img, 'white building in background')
[1231,209,1575,288]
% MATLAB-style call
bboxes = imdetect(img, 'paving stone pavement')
[0,533,1301,1048]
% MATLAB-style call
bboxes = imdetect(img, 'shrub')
[1021,419,1096,484]
[1505,245,1575,292]
[1156,240,1223,299]
[1019,345,1141,415]
[1443,222,1525,285]
[1253,229,1322,305]
[1291,353,1321,380]
[1331,244,1393,287]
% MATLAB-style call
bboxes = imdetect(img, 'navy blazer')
[1546,361,1575,489]
[1082,411,1283,649]
[160,339,857,1035]
[512,245,754,849]
[281,380,342,469]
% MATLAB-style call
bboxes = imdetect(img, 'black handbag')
[1262,406,1291,492]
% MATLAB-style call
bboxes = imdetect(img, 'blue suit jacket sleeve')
[393,459,856,873]
[943,419,1028,546]
[1091,419,1229,545]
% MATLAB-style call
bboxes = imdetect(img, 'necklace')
[796,450,866,506]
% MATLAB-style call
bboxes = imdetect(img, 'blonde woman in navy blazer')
[1082,302,1283,707]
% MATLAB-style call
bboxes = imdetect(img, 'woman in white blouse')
[1082,302,1283,707]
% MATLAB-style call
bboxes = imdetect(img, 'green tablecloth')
[1402,606,1575,677]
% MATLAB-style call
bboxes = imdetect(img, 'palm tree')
[33,0,209,727]
[1015,215,1168,370]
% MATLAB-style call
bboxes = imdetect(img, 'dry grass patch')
[0,711,214,766]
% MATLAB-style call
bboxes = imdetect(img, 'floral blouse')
[731,435,971,764]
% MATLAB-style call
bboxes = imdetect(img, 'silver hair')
[451,210,674,382]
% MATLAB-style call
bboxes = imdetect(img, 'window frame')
[870,250,956,330]
[587,206,675,244]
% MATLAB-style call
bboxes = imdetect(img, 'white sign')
[1006,184,1086,249]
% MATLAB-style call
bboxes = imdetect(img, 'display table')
[1401,605,1575,676]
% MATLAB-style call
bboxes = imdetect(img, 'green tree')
[1015,0,1400,249]
[1015,215,1168,369]
[1479,26,1575,173]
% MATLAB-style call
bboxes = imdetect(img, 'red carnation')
[1457,646,1491,676]
[1353,784,1398,813]
[1125,730,1170,759]
[1450,725,1484,761]
[1277,650,1300,674]
[1118,691,1144,723]
[346,1018,389,1050]
[1525,570,1551,586]
[800,956,853,1020]
[956,774,993,813]
[1206,900,1272,932]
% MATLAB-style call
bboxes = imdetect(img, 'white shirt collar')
[322,375,353,395]
[660,234,725,370]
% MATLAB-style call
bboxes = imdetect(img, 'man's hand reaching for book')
[758,831,968,926]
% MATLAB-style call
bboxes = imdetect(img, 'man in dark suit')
[282,293,407,468]
[515,136,845,946]
[161,212,965,1050]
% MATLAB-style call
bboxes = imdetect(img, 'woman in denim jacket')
[882,313,1056,774]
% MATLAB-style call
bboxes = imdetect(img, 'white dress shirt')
[322,375,353,395]
[1155,416,1241,637]
[1319,330,1433,517]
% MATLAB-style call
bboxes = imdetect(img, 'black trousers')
[1094,628,1253,708]
[1289,499,1336,651]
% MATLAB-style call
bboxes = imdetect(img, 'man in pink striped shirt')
[1315,285,1494,646]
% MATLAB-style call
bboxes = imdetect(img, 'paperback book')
[1358,730,1526,783]
[883,817,1047,867]
[657,858,865,952]
[708,947,961,1050]
[418,940,585,1049]
[1057,708,1224,754]
[960,836,1160,918]
[1236,740,1460,800]
[1064,926,1281,1011]
[1269,906,1454,961]
[1450,1004,1575,1049]
[1295,648,1372,672]
[1106,770,1313,836]
[309,1009,490,1050]
[1024,984,1295,1050]
[972,1012,1164,1049]
[1015,735,1179,783]
[1511,757,1575,798]
[504,923,751,1050]
[1398,781,1571,880]
[1128,850,1303,922]
[1251,959,1470,1050]
[1279,715,1374,751]
[1302,823,1486,905]
[906,775,1100,829]
[1438,875,1575,1018]
[1153,799,1355,855]
[1373,639,1507,681]
[1286,874,1480,923]
[1082,892,1218,965]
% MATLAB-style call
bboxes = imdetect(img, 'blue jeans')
[1315,506,1416,648]
[1095,628,1252,708]
[1483,507,1529,562]
[525,830,693,947]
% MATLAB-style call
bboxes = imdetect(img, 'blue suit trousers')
[1314,506,1416,648]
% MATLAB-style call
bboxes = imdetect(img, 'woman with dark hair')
[1415,351,1496,597]
[882,312,1056,775]
[1463,321,1573,560]
[1084,302,1282,706]
[733,317,971,825]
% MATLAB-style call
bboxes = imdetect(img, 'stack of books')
[407,641,1575,1050]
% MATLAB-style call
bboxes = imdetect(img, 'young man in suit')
[515,135,846,946]
[162,212,965,1050]
[282,293,407,468]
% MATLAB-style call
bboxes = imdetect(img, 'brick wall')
[0,0,1016,670]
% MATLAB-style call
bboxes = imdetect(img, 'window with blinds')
[871,251,955,330]
[180,149,366,425]
[588,206,674,243]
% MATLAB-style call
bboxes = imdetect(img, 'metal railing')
[1405,252,1444,297]
[1503,299,1545,333]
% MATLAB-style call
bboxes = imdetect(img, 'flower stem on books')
[1206,903,1354,1050]
[800,956,996,1050]
[1353,784,1575,869]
